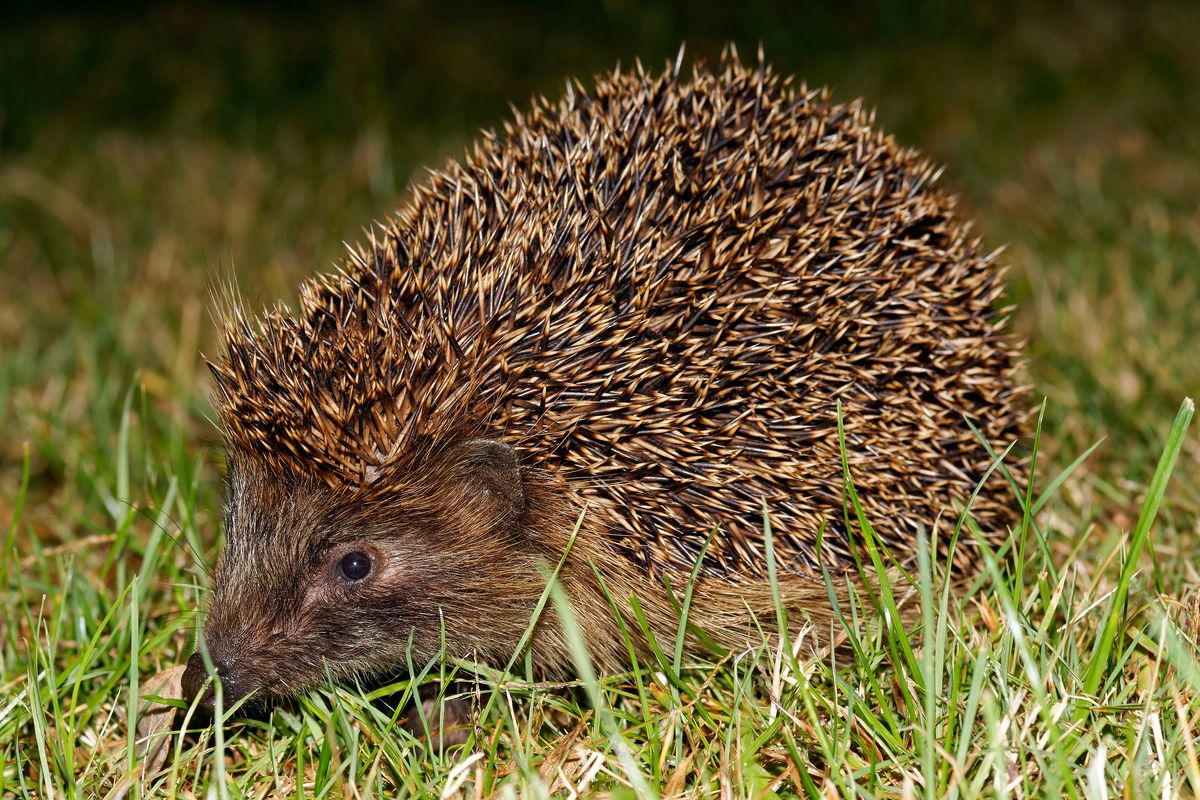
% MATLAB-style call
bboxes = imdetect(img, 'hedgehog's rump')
[211,55,1023,580]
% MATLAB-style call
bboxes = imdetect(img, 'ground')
[2,0,1199,797]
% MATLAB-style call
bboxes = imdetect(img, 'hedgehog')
[181,50,1024,712]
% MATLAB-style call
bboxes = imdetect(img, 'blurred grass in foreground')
[2,0,1199,796]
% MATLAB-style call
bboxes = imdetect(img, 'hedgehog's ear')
[450,438,525,521]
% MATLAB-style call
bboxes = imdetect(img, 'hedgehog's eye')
[337,551,373,582]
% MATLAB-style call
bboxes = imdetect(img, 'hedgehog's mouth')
[182,647,330,719]
[180,650,267,716]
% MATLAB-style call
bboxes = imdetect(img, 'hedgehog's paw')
[401,687,474,750]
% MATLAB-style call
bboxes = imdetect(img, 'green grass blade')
[1082,397,1194,697]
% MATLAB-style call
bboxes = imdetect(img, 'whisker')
[119,499,213,578]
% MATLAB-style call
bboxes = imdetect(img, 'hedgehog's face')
[181,438,546,712]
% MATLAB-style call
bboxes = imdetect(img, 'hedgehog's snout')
[181,649,249,715]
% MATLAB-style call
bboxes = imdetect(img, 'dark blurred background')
[1,0,1198,512]
[6,1,1195,161]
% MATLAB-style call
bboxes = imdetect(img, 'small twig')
[19,533,117,569]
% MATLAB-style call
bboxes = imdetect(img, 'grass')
[3,0,1200,796]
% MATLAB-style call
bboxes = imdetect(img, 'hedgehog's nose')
[181,651,237,716]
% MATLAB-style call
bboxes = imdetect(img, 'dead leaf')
[105,664,186,800]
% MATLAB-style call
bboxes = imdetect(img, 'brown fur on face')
[184,440,562,705]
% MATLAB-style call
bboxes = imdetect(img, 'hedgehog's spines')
[211,52,1024,580]
[673,43,687,78]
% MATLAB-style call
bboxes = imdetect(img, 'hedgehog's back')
[213,55,1023,579]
